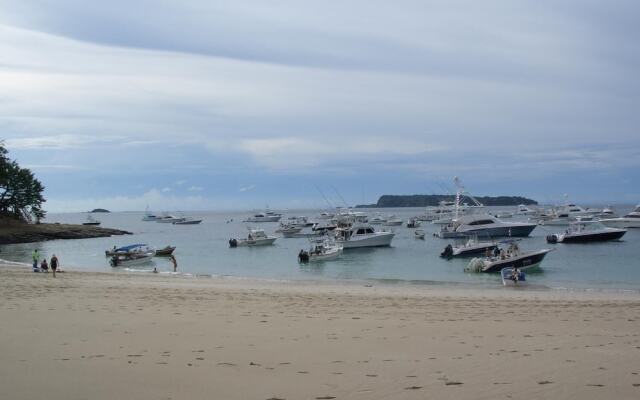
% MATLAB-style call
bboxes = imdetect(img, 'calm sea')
[1,206,639,291]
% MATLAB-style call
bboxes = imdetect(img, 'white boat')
[333,223,394,248]
[600,205,640,229]
[156,214,186,223]
[494,210,513,219]
[437,213,537,238]
[108,244,156,267]
[406,217,421,228]
[244,210,282,223]
[277,225,303,237]
[142,206,158,221]
[440,236,497,258]
[515,204,538,215]
[383,215,403,226]
[298,239,343,262]
[284,216,314,227]
[318,211,335,220]
[369,214,386,225]
[546,221,626,243]
[229,228,278,247]
[501,267,527,286]
[110,253,154,267]
[466,245,552,273]
[414,229,426,239]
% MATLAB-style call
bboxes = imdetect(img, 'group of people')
[32,249,60,277]
[484,242,521,261]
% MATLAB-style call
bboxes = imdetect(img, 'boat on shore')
[546,221,626,243]
[110,253,154,267]
[105,244,156,257]
[229,228,278,247]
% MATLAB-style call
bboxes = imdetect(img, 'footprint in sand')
[445,381,463,386]
[538,380,554,385]
[586,384,605,387]
[315,396,336,399]
[404,386,422,390]
[365,374,377,377]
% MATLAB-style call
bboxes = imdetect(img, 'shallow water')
[1,206,639,291]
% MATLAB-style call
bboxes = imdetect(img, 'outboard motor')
[440,244,454,259]
[546,234,558,244]
[298,250,310,263]
[229,238,238,248]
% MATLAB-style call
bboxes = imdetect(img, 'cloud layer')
[0,1,638,210]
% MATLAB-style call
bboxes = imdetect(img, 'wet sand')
[1,264,639,400]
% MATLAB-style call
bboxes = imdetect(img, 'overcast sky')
[1,1,638,212]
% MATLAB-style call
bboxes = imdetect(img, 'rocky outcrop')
[0,219,131,244]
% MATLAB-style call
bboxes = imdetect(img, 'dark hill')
[356,194,537,208]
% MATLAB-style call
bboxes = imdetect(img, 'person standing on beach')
[169,255,177,272]
[50,254,59,278]
[32,249,39,271]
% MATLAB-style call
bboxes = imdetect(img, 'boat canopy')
[114,244,148,252]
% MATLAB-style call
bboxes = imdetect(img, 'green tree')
[0,142,46,222]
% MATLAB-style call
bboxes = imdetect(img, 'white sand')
[1,265,639,400]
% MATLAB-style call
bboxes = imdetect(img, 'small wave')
[0,258,31,267]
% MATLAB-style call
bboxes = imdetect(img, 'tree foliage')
[0,142,46,221]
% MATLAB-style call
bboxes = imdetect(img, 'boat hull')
[458,224,536,238]
[600,218,640,229]
[339,233,395,249]
[553,230,626,243]
[232,237,277,247]
[480,250,551,273]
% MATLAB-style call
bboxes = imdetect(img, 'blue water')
[1,207,639,291]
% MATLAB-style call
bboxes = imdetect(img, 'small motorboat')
[82,214,101,226]
[110,253,154,267]
[229,228,278,247]
[105,244,155,257]
[278,225,303,237]
[173,218,202,225]
[298,239,343,262]
[154,245,176,256]
[414,229,426,239]
[501,267,527,286]
[466,242,552,273]
[546,221,626,243]
[156,214,186,223]
[440,236,497,259]
[406,218,421,228]
[383,216,403,226]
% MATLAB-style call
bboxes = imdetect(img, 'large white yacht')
[438,213,537,238]
[600,205,640,228]
[333,223,395,248]
[244,210,282,223]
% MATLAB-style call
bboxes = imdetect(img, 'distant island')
[90,208,110,213]
[356,194,538,208]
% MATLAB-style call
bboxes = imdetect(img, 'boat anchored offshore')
[333,223,394,249]
[437,213,537,238]
[414,229,426,239]
[546,221,626,243]
[599,204,640,229]
[82,214,101,226]
[229,228,278,247]
[466,242,552,273]
[244,210,282,223]
[440,236,497,259]
[298,239,343,262]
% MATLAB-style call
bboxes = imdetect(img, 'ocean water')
[1,206,639,291]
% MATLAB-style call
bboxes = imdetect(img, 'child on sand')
[40,259,49,272]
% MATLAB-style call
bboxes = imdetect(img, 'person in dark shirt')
[50,254,59,278]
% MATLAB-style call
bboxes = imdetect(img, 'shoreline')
[3,262,640,301]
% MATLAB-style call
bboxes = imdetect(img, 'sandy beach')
[1,264,639,400]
